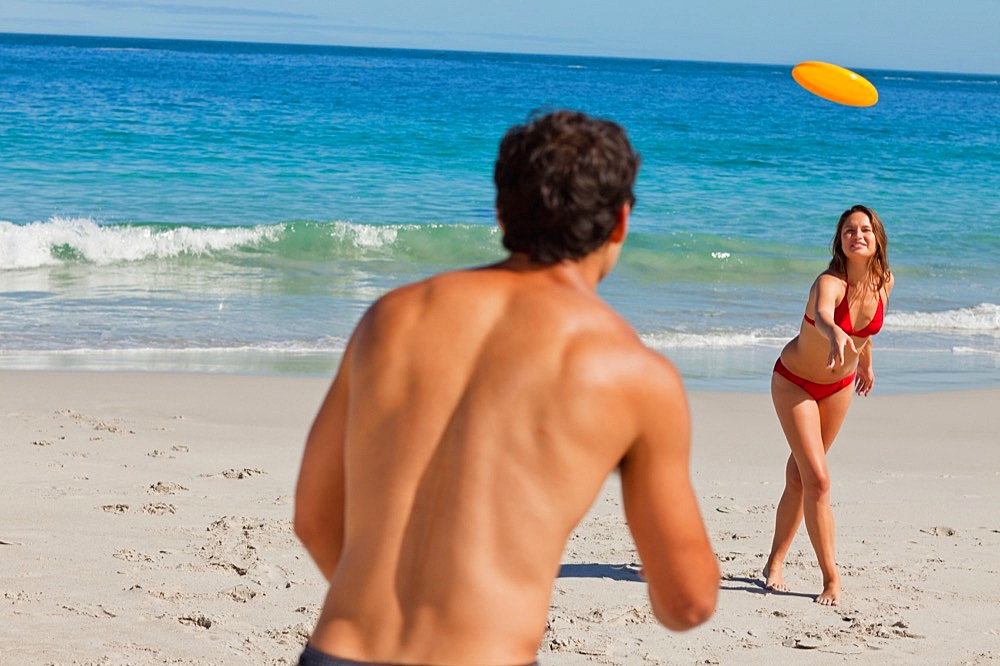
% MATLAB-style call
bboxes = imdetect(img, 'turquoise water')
[1,33,998,392]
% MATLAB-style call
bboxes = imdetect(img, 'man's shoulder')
[359,268,493,331]
[387,267,490,295]
[564,316,683,393]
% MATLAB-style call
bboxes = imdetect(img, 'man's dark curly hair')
[493,110,640,264]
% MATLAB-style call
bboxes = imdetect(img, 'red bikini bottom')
[773,359,854,401]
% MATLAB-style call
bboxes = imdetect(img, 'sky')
[2,0,999,75]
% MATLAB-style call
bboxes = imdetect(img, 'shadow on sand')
[721,576,816,600]
[557,569,817,600]
[558,563,643,582]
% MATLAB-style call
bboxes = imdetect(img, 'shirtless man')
[294,110,719,666]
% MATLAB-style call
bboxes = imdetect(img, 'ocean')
[1,33,997,392]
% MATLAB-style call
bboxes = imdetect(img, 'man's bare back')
[295,111,718,666]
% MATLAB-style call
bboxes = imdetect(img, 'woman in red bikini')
[763,204,894,606]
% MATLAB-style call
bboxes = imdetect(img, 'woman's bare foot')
[815,580,840,606]
[762,562,789,592]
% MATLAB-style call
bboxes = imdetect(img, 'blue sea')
[1,33,998,392]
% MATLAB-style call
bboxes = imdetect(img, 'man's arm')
[293,341,352,581]
[619,355,718,631]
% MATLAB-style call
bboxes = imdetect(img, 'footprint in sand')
[142,502,177,515]
[221,468,265,479]
[920,526,957,537]
[178,614,213,629]
[101,504,130,514]
[60,603,117,619]
[263,622,313,647]
[222,584,258,603]
[782,634,827,649]
[149,481,188,495]
[57,409,134,434]
[113,548,155,563]
[717,531,751,541]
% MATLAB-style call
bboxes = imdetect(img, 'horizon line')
[2,30,997,78]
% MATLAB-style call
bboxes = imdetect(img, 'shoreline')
[1,371,997,664]
[1,349,996,395]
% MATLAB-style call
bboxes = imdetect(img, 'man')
[294,110,718,666]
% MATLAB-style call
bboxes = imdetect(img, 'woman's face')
[840,211,877,260]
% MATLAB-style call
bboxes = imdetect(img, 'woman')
[763,204,893,606]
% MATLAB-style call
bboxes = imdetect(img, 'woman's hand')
[826,327,857,369]
[855,364,874,396]
[856,339,875,396]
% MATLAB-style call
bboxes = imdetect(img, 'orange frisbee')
[792,61,878,107]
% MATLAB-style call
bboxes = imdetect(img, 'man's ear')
[608,202,630,243]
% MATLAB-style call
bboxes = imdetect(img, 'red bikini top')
[804,282,884,338]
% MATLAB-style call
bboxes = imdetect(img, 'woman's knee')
[801,472,832,500]
[785,463,804,491]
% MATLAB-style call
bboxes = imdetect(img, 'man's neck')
[498,252,606,292]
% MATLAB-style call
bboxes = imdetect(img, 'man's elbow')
[293,506,343,579]
[653,590,717,631]
[650,564,720,631]
[293,506,322,549]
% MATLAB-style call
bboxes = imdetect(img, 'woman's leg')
[763,452,803,591]
[810,386,852,604]
[767,373,852,604]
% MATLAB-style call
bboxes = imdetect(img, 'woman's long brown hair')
[828,204,891,293]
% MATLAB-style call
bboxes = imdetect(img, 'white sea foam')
[0,337,349,354]
[0,340,349,374]
[0,217,281,269]
[328,221,400,248]
[640,330,786,350]
[887,304,1000,334]
[952,347,1000,357]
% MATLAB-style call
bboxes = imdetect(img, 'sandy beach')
[1,370,997,665]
